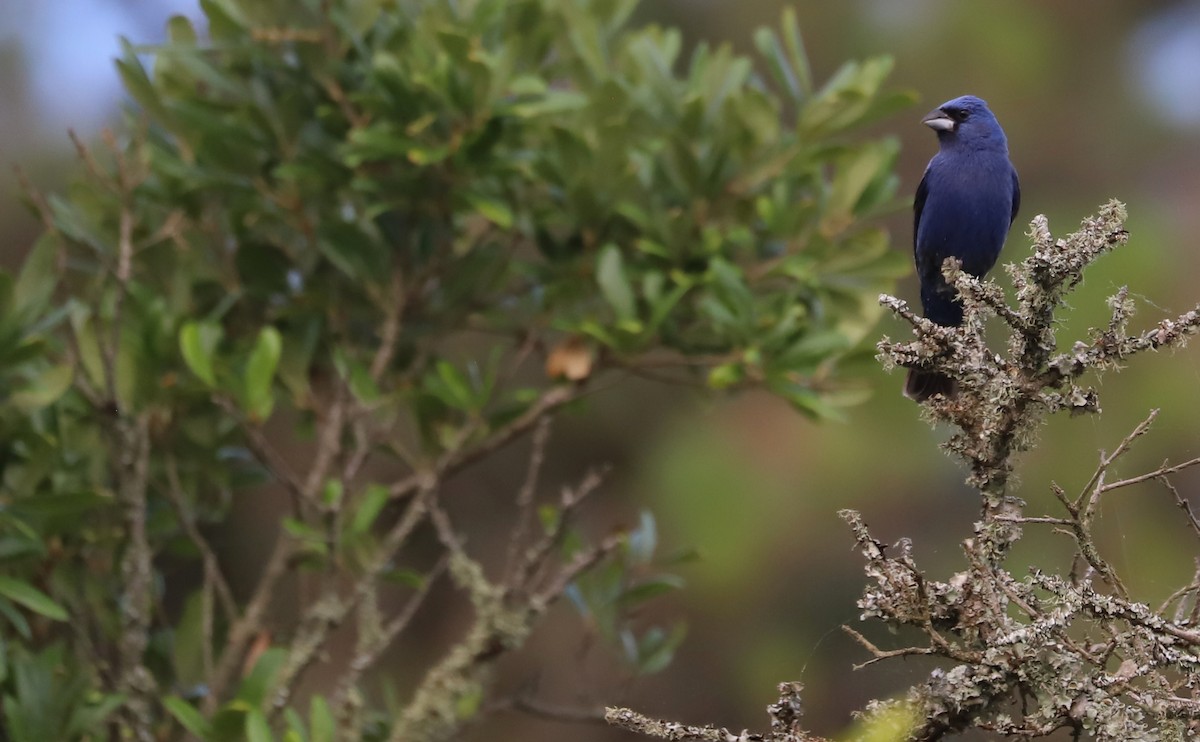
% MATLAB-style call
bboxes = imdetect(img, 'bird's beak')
[922,108,955,132]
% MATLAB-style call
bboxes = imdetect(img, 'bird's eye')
[953,109,970,122]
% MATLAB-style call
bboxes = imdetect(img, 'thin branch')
[992,515,1074,526]
[504,415,552,581]
[514,467,609,597]
[164,457,237,622]
[12,164,55,230]
[1099,456,1200,495]
[1075,408,1159,515]
[206,533,295,711]
[1163,477,1200,543]
[841,625,938,670]
[331,556,450,716]
[369,268,406,383]
[495,694,607,725]
[205,384,359,706]
[302,380,348,503]
[604,707,740,742]
[387,384,581,500]
[531,531,624,611]
[216,396,310,508]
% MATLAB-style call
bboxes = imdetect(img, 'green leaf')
[0,598,31,639]
[821,140,899,237]
[779,7,813,96]
[707,362,742,390]
[321,480,344,510]
[13,234,58,313]
[246,709,273,742]
[597,244,636,323]
[282,519,329,557]
[69,692,126,735]
[166,14,198,44]
[466,195,515,230]
[771,380,845,421]
[199,0,250,38]
[0,576,67,621]
[426,360,477,410]
[172,592,206,687]
[310,695,335,742]
[634,622,688,675]
[282,709,306,742]
[10,364,73,413]
[317,220,387,282]
[237,647,286,706]
[508,90,589,118]
[164,696,212,739]
[619,574,686,607]
[537,504,560,535]
[626,510,657,565]
[115,41,171,123]
[350,484,390,535]
[244,326,282,420]
[753,27,800,103]
[382,567,426,589]
[179,321,222,387]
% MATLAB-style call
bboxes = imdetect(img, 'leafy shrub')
[0,0,910,739]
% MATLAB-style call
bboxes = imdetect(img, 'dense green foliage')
[0,0,909,739]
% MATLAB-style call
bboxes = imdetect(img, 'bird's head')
[922,95,1007,150]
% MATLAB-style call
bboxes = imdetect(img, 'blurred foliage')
[0,0,911,739]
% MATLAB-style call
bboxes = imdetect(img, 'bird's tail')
[904,369,957,402]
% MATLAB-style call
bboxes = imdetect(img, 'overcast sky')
[2,0,1198,138]
[2,0,198,134]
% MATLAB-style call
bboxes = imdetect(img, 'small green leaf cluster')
[564,511,689,675]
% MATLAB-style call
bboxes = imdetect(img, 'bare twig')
[504,415,552,581]
[216,396,310,508]
[841,625,937,669]
[164,456,237,622]
[302,380,348,504]
[388,384,581,500]
[1077,409,1159,513]
[206,533,295,711]
[497,695,607,725]
[369,268,406,383]
[1100,456,1200,495]
[513,467,609,598]
[1165,478,1200,543]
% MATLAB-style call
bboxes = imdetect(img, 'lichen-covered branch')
[610,202,1200,741]
[607,683,830,742]
[389,472,625,742]
[878,200,1200,500]
[843,201,1200,739]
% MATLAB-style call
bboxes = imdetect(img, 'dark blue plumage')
[905,95,1020,401]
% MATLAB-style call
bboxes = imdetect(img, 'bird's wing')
[1009,169,1021,226]
[913,167,931,255]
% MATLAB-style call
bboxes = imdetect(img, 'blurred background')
[4,1,1200,739]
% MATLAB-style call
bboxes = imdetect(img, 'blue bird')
[905,95,1020,401]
